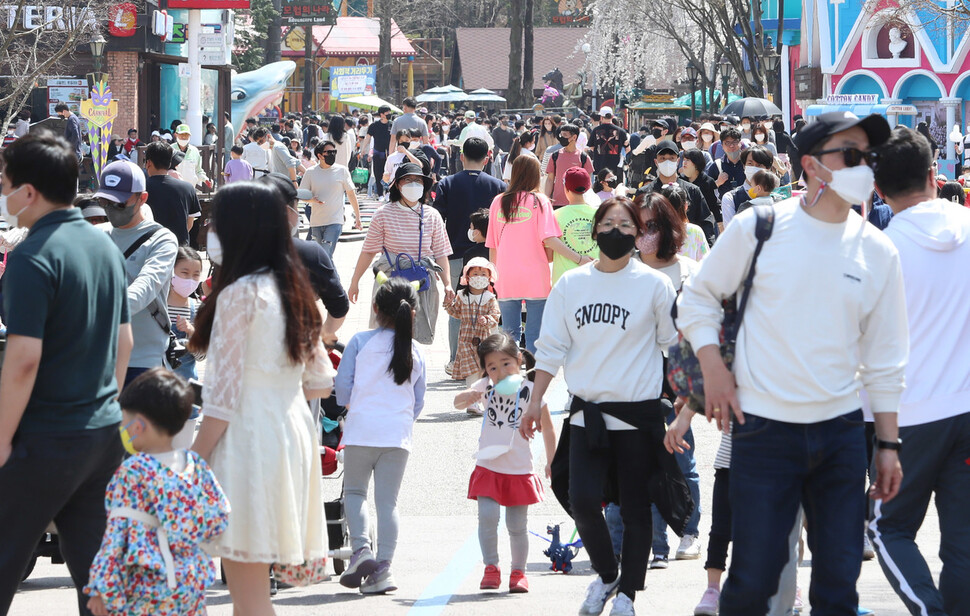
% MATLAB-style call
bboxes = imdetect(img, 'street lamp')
[581,42,597,112]
[90,33,107,74]
[686,61,699,122]
[763,37,781,101]
[719,55,732,110]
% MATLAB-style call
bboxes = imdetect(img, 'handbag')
[351,166,370,185]
[382,204,433,292]
[271,557,329,586]
[667,206,774,411]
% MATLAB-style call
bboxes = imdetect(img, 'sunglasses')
[814,147,878,168]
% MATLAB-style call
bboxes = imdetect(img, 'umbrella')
[340,96,403,114]
[467,88,507,103]
[721,97,783,118]
[416,85,468,103]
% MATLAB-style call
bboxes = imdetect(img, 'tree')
[376,0,393,98]
[506,0,523,107]
[234,0,277,72]
[0,0,114,130]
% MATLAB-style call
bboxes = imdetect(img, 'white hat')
[599,106,614,116]
[460,257,498,285]
[699,122,717,134]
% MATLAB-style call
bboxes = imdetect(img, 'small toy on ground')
[530,524,583,573]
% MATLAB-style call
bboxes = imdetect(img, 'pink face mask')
[636,232,659,255]
[171,275,199,298]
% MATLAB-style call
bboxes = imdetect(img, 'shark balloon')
[230,61,296,140]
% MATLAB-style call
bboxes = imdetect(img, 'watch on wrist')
[876,438,902,451]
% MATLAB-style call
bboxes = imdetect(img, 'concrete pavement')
[11,196,941,615]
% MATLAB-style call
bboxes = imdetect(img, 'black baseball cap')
[656,139,679,156]
[793,111,891,156]
[259,172,312,202]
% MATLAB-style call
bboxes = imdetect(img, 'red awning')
[281,17,416,58]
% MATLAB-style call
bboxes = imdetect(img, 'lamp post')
[686,61,698,122]
[90,33,106,75]
[763,37,781,103]
[581,42,597,112]
[719,55,732,111]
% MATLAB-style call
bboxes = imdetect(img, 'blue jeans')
[719,410,867,616]
[498,299,545,355]
[310,223,342,258]
[651,406,701,556]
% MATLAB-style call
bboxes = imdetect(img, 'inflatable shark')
[230,61,296,140]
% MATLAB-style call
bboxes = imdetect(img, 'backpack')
[551,150,588,176]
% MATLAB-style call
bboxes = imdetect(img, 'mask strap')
[801,158,828,209]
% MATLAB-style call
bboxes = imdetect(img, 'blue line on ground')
[406,527,483,616]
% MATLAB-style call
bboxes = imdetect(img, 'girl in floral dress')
[444,258,501,414]
[84,368,229,616]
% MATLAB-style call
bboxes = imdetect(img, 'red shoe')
[480,565,501,590]
[509,569,529,593]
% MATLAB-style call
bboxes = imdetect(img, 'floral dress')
[444,289,501,380]
[83,451,229,615]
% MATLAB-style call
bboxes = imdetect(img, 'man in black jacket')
[645,140,717,245]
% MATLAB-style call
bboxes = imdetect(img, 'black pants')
[372,151,387,196]
[705,468,731,571]
[569,423,661,598]
[0,425,123,616]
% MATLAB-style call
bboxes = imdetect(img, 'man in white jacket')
[672,111,907,615]
[871,126,970,616]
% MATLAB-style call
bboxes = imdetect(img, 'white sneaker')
[863,533,875,560]
[676,534,702,560]
[609,593,635,616]
[444,361,454,376]
[579,575,620,615]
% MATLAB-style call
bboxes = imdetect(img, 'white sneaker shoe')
[609,593,636,616]
[676,534,702,560]
[863,533,875,560]
[579,575,620,615]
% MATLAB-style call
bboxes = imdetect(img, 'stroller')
[319,343,355,575]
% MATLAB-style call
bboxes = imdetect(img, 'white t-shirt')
[299,164,354,227]
[471,378,542,476]
[324,130,356,168]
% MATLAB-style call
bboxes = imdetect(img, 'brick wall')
[106,51,139,136]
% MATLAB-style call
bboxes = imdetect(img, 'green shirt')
[4,208,130,433]
[552,203,599,285]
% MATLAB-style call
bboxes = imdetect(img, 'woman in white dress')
[191,181,334,615]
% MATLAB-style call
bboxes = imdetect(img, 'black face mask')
[596,228,636,260]
[558,135,571,147]
[322,152,336,165]
[606,177,619,189]
[652,128,664,139]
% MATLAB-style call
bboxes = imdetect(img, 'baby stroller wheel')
[20,557,36,582]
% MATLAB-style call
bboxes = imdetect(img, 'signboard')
[47,78,87,116]
[80,80,119,182]
[200,48,226,64]
[1,6,97,30]
[551,0,589,25]
[824,94,879,105]
[330,65,375,100]
[108,2,138,37]
[281,0,337,26]
[166,0,250,7]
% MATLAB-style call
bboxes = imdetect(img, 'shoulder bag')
[382,204,433,292]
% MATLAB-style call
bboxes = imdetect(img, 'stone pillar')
[942,97,961,166]
[106,51,139,138]
[882,98,902,128]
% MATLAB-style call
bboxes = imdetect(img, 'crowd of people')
[0,96,966,616]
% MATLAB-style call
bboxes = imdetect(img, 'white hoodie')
[884,199,970,427]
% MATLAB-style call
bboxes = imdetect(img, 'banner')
[281,0,337,26]
[330,65,376,101]
[80,81,119,182]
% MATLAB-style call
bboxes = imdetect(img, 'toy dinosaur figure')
[531,523,584,573]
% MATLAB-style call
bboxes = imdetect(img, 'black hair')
[118,367,194,436]
[402,97,417,109]
[559,123,579,137]
[506,130,535,168]
[595,167,614,188]
[387,167,430,204]
[230,145,244,155]
[475,332,536,382]
[636,191,685,259]
[873,127,933,199]
[462,137,489,162]
[246,117,257,125]
[314,140,337,158]
[741,145,774,169]
[175,245,203,267]
[939,181,964,204]
[373,277,418,385]
[720,127,742,142]
[145,141,174,169]
[378,105,392,115]
[54,103,69,113]
[682,149,707,172]
[327,114,346,144]
[469,207,489,237]
[1,132,78,205]
[128,128,138,135]
[251,127,268,141]
[190,182,322,364]
[751,169,780,192]
[395,129,411,143]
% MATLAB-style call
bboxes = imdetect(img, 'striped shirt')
[713,431,732,470]
[361,201,452,260]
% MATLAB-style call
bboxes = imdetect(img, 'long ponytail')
[374,277,418,385]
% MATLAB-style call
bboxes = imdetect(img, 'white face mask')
[682,140,696,150]
[467,228,478,242]
[701,133,714,143]
[525,143,535,151]
[0,185,27,228]
[207,231,223,265]
[657,160,678,177]
[176,137,190,147]
[742,123,751,132]
[816,160,876,206]
[754,133,766,142]
[467,275,490,290]
[400,182,424,203]
[744,165,761,182]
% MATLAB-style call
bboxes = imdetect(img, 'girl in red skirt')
[453,332,556,594]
